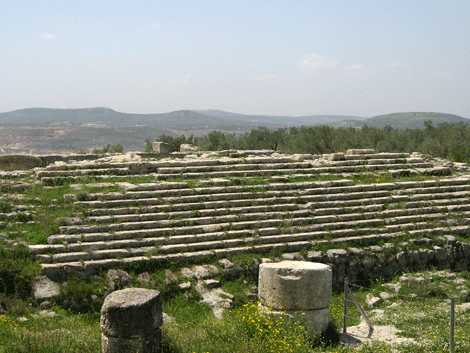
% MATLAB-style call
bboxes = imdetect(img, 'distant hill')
[196,109,366,126]
[0,107,366,129]
[0,108,260,130]
[331,112,470,129]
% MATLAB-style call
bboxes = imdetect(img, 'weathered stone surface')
[107,269,134,292]
[180,144,199,152]
[366,293,381,307]
[258,261,332,310]
[33,275,61,301]
[195,281,234,319]
[152,142,169,154]
[100,288,162,338]
[164,269,178,285]
[31,310,58,318]
[137,272,154,288]
[102,329,161,353]
[328,153,345,161]
[180,264,219,280]
[219,258,238,278]
[0,155,42,171]
[346,149,375,155]
[259,304,330,336]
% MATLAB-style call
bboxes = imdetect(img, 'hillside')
[1,108,366,129]
[332,112,470,129]
[196,109,366,126]
[0,108,259,130]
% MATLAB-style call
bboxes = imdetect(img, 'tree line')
[147,121,470,163]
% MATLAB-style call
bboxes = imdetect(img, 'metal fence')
[343,279,470,353]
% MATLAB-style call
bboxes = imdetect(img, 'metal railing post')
[343,279,348,333]
[450,298,455,353]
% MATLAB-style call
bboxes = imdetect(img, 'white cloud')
[39,32,56,40]
[299,53,364,73]
[390,61,401,67]
[299,53,339,71]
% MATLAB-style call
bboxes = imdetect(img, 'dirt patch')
[341,321,416,346]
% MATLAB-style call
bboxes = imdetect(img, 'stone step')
[344,152,410,160]
[43,154,421,173]
[38,158,424,178]
[71,179,470,211]
[64,200,466,235]
[39,224,470,278]
[48,205,470,247]
[65,178,470,204]
[34,217,456,258]
[74,192,470,227]
[153,163,434,180]
[40,160,434,180]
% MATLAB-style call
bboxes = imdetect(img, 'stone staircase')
[36,151,444,184]
[19,149,469,279]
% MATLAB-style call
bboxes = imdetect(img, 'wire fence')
[343,279,470,352]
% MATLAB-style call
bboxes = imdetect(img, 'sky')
[1,1,469,118]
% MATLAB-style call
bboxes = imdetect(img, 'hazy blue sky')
[1,1,469,118]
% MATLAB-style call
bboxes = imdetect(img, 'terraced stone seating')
[22,149,469,279]
[36,150,444,184]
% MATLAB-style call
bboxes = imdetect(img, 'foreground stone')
[100,288,162,353]
[258,261,332,310]
[33,275,60,301]
[258,261,332,337]
[258,304,330,335]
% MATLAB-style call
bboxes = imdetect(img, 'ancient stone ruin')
[100,288,162,353]
[258,260,332,337]
[2,148,470,308]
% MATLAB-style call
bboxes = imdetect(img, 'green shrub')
[0,243,40,300]
[144,139,154,152]
[76,191,90,201]
[92,144,123,154]
[52,274,107,314]
[0,200,13,213]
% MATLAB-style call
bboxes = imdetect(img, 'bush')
[52,274,107,314]
[92,144,123,154]
[0,243,40,300]
[0,200,12,213]
[76,191,90,201]
[144,139,154,152]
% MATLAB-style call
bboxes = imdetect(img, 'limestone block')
[328,153,345,161]
[33,276,60,301]
[258,261,332,310]
[180,144,199,152]
[152,142,169,154]
[346,149,375,155]
[434,246,447,262]
[102,329,161,353]
[100,288,162,338]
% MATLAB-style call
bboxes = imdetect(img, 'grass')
[352,172,437,185]
[0,311,101,353]
[2,269,470,352]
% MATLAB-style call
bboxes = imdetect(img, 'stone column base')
[258,304,330,338]
[102,328,162,353]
